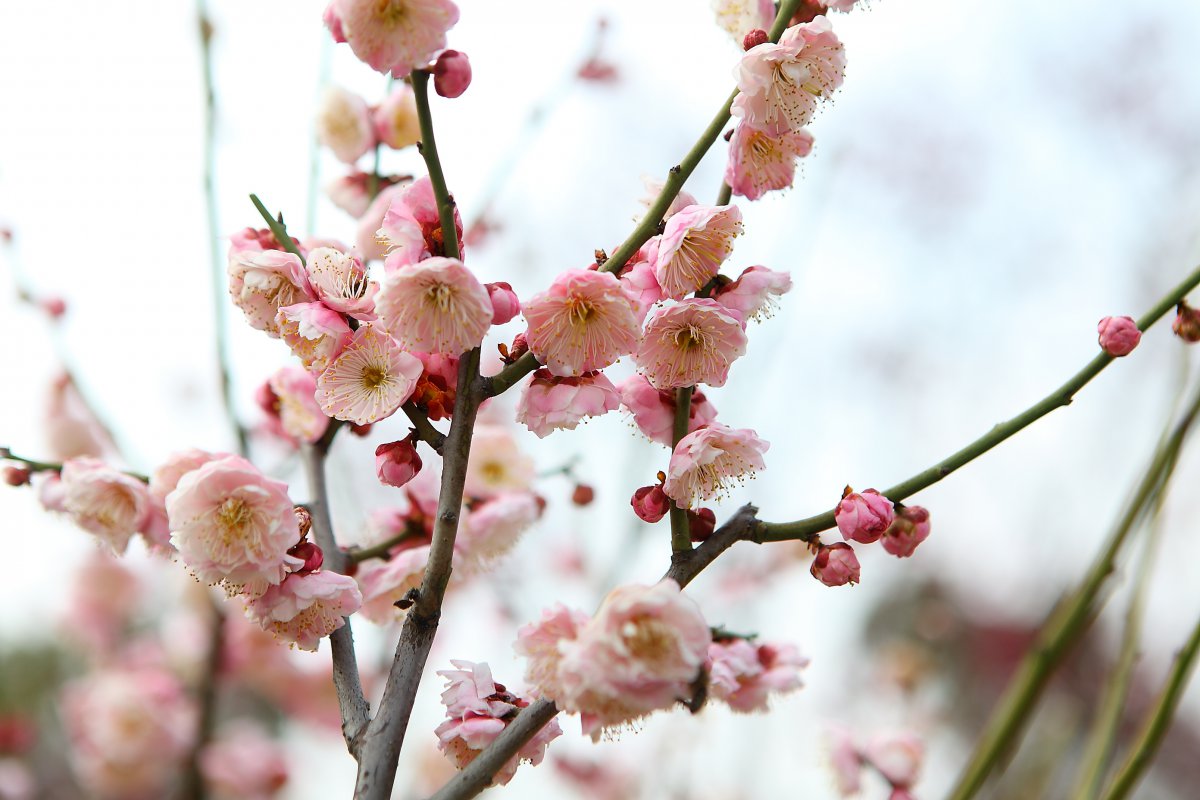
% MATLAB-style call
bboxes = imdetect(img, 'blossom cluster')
[810,488,933,587]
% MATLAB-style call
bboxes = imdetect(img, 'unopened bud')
[631,484,671,523]
[571,483,595,506]
[486,282,520,325]
[39,297,67,319]
[881,505,931,558]
[293,506,313,538]
[433,50,472,98]
[3,466,32,487]
[810,542,861,587]
[835,487,895,544]
[688,508,716,541]
[507,332,530,362]
[1173,301,1200,343]
[743,29,769,50]
[376,436,423,488]
[1097,315,1141,357]
[350,421,374,437]
[287,540,324,573]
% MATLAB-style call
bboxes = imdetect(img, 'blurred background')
[3,0,1200,797]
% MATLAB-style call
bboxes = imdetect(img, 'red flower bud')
[3,466,32,487]
[433,50,472,98]
[743,29,769,50]
[811,542,861,587]
[376,437,423,488]
[688,508,716,541]
[287,541,324,573]
[881,505,931,558]
[631,484,671,523]
[571,484,595,506]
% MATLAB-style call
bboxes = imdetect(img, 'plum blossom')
[881,505,931,558]
[376,257,493,354]
[486,282,520,325]
[865,731,924,790]
[835,488,894,544]
[714,265,793,321]
[516,580,711,739]
[636,299,749,389]
[44,373,113,460]
[827,725,864,795]
[618,374,718,446]
[305,247,377,320]
[464,425,535,498]
[60,458,152,553]
[243,570,362,651]
[631,483,671,523]
[618,256,665,323]
[432,50,472,98]
[377,177,464,268]
[316,325,423,424]
[515,369,621,438]
[228,250,315,337]
[166,455,300,595]
[455,491,540,572]
[732,17,846,135]
[315,86,375,164]
[200,724,289,800]
[522,269,641,377]
[811,542,860,587]
[434,661,561,785]
[268,366,330,444]
[653,205,743,299]
[1097,315,1141,357]
[374,84,421,150]
[708,639,809,712]
[331,0,460,75]
[150,449,225,503]
[276,301,353,372]
[356,544,430,623]
[376,437,422,488]
[357,183,407,261]
[712,0,775,41]
[663,424,768,508]
[726,122,814,200]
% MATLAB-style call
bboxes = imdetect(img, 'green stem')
[346,529,420,564]
[248,194,305,263]
[0,448,150,482]
[945,381,1200,800]
[716,182,733,207]
[411,69,460,261]
[758,262,1200,543]
[484,351,540,397]
[1098,614,1200,800]
[669,386,694,553]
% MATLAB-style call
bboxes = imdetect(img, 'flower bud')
[350,422,374,437]
[743,29,769,50]
[376,437,423,488]
[486,282,521,325]
[835,487,895,544]
[40,296,67,319]
[507,332,530,362]
[631,484,671,523]
[810,542,860,587]
[571,484,595,506]
[1173,301,1200,343]
[3,466,32,487]
[287,540,324,573]
[294,506,313,538]
[881,505,931,558]
[433,50,472,98]
[1097,315,1141,356]
[688,508,716,541]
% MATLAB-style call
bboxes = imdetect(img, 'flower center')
[565,297,596,327]
[217,497,252,539]
[362,366,389,390]
[425,283,454,311]
[623,617,675,665]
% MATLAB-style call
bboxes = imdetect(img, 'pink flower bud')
[376,437,423,488]
[507,332,530,362]
[835,487,895,544]
[810,542,860,587]
[486,282,521,325]
[40,296,67,319]
[631,484,671,523]
[881,505,931,558]
[1097,315,1141,357]
[350,422,374,437]
[433,50,472,98]
[572,484,595,506]
[1173,301,1200,343]
[743,29,769,50]
[4,466,32,486]
[688,508,716,541]
[287,541,324,573]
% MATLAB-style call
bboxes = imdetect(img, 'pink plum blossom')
[732,17,846,135]
[268,365,330,444]
[522,269,641,377]
[433,49,472,98]
[708,639,809,712]
[356,544,430,623]
[636,299,749,389]
[618,374,719,446]
[326,172,402,219]
[663,424,768,508]
[712,0,775,41]
[317,325,423,424]
[827,725,864,795]
[60,457,152,554]
[374,86,421,150]
[881,505,931,558]
[244,570,362,651]
[1097,315,1141,357]
[376,437,422,488]
[61,665,195,799]
[726,122,814,200]
[276,301,353,373]
[631,483,671,523]
[357,183,407,261]
[315,86,376,164]
[434,661,562,785]
[639,178,699,223]
[305,247,377,320]
[455,491,540,573]
[810,542,860,587]
[714,265,793,321]
[166,455,301,595]
[865,731,924,790]
[519,580,711,739]
[332,0,460,76]
[653,205,744,299]
[485,282,520,325]
[228,250,315,337]
[515,369,621,438]
[150,449,226,503]
[464,425,535,498]
[322,3,346,42]
[376,257,493,354]
[618,256,665,323]
[377,176,464,268]
[835,488,895,544]
[44,372,114,460]
[200,723,289,800]
[63,553,141,652]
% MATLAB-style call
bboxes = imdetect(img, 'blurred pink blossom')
[356,544,431,623]
[455,491,540,573]
[60,457,152,554]
[315,86,376,164]
[464,425,535,499]
[268,366,330,444]
[200,723,289,800]
[708,638,808,712]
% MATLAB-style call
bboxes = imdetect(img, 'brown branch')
[402,402,447,454]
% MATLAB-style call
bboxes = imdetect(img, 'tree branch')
[668,386,694,553]
[402,401,447,454]
[412,69,460,261]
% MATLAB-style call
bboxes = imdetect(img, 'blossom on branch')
[713,265,793,321]
[523,269,641,377]
[835,487,894,544]
[276,301,353,373]
[243,570,363,651]
[377,177,464,268]
[708,638,809,712]
[636,299,748,389]
[725,122,814,200]
[653,205,743,299]
[316,325,423,424]
[618,375,719,446]
[60,457,152,554]
[329,0,460,76]
[376,257,493,355]
[515,369,621,438]
[306,247,378,320]
[228,250,315,337]
[663,424,768,508]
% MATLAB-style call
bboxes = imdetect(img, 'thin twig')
[248,194,305,263]
[402,402,447,454]
[0,448,148,481]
